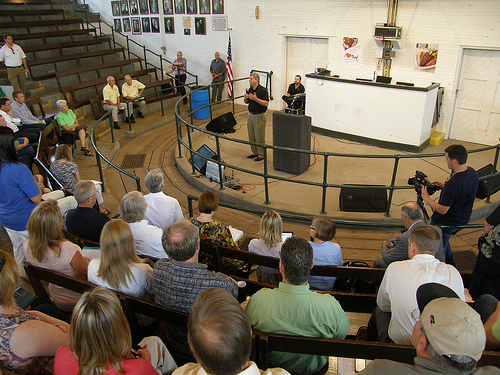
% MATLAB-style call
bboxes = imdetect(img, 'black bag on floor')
[332,261,377,294]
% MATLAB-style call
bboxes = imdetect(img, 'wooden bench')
[23,38,111,61]
[14,28,97,43]
[2,9,65,21]
[0,18,84,33]
[55,58,142,90]
[28,48,126,80]
[63,229,100,248]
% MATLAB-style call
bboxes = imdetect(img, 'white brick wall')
[85,0,500,136]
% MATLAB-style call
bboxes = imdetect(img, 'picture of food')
[343,37,358,50]
[415,45,438,71]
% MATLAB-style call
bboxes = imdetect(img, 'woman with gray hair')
[55,100,93,156]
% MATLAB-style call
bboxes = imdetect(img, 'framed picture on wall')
[114,18,122,32]
[199,0,209,14]
[132,17,141,34]
[139,0,149,14]
[123,17,131,32]
[186,0,196,14]
[164,17,174,33]
[151,17,160,32]
[212,0,222,14]
[120,0,129,15]
[174,0,184,14]
[149,0,159,14]
[142,17,150,32]
[129,0,139,15]
[112,1,121,16]
[194,17,205,35]
[184,28,190,35]
[163,0,173,14]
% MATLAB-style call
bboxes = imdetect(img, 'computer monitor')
[376,76,392,84]
[189,144,218,175]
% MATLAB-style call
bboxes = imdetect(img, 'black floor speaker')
[339,185,388,212]
[206,112,237,133]
[476,164,500,199]
[272,112,311,175]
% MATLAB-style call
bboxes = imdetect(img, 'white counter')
[305,74,439,151]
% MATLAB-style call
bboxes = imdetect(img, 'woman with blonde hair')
[87,219,153,298]
[23,199,89,311]
[54,287,177,374]
[248,211,283,285]
[308,216,343,291]
[0,250,69,374]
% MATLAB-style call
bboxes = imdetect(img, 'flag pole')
[226,28,233,99]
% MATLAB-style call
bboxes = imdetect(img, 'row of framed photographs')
[112,0,223,16]
[114,17,207,35]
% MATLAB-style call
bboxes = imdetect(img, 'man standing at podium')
[244,73,269,162]
[282,75,305,108]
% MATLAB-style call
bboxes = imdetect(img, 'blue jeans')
[440,227,461,266]
[474,294,499,324]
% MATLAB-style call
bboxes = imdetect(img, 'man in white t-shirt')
[119,190,167,259]
[0,34,29,93]
[365,226,465,345]
[143,168,183,230]
[102,76,126,130]
[121,74,146,123]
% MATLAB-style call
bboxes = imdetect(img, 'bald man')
[102,76,126,129]
[122,74,146,123]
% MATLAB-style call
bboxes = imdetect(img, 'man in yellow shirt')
[102,76,125,129]
[121,74,146,124]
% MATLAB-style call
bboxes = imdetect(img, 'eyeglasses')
[410,308,420,323]
[310,226,315,230]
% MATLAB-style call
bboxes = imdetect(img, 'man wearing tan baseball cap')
[360,283,500,374]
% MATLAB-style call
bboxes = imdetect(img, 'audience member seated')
[360,283,497,374]
[102,75,125,130]
[0,115,35,172]
[120,191,166,259]
[0,97,39,144]
[282,75,305,109]
[0,251,70,374]
[54,287,177,375]
[143,168,183,230]
[172,288,290,375]
[55,99,94,157]
[10,91,47,131]
[470,204,500,301]
[65,180,110,242]
[365,226,465,345]
[23,199,89,311]
[0,127,41,276]
[248,210,283,285]
[246,236,350,375]
[122,74,146,123]
[484,298,500,351]
[154,220,238,349]
[308,216,343,291]
[87,219,153,298]
[373,203,445,268]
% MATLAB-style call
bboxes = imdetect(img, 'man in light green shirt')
[245,236,350,375]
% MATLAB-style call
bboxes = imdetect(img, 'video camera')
[408,170,441,196]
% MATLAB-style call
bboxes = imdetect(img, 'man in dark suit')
[373,202,445,268]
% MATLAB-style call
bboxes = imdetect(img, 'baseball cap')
[416,283,486,361]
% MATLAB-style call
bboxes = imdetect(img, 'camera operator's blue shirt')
[431,167,479,227]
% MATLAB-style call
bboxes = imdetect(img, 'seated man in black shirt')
[282,75,305,108]
[65,180,110,242]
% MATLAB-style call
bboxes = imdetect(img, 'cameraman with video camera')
[421,145,479,266]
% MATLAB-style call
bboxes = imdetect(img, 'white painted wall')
[84,0,500,136]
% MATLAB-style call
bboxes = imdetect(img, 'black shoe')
[254,156,264,161]
[247,154,258,159]
[130,116,136,123]
[137,111,145,118]
[113,122,120,130]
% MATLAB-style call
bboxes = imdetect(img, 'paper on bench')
[229,226,243,243]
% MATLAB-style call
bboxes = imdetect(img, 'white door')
[285,37,328,94]
[450,48,500,145]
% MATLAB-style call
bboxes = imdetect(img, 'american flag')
[226,35,233,99]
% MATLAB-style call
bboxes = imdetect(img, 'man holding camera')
[421,144,478,266]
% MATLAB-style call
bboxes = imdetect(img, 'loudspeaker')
[476,164,500,199]
[339,185,388,212]
[206,112,237,134]
[272,112,311,175]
